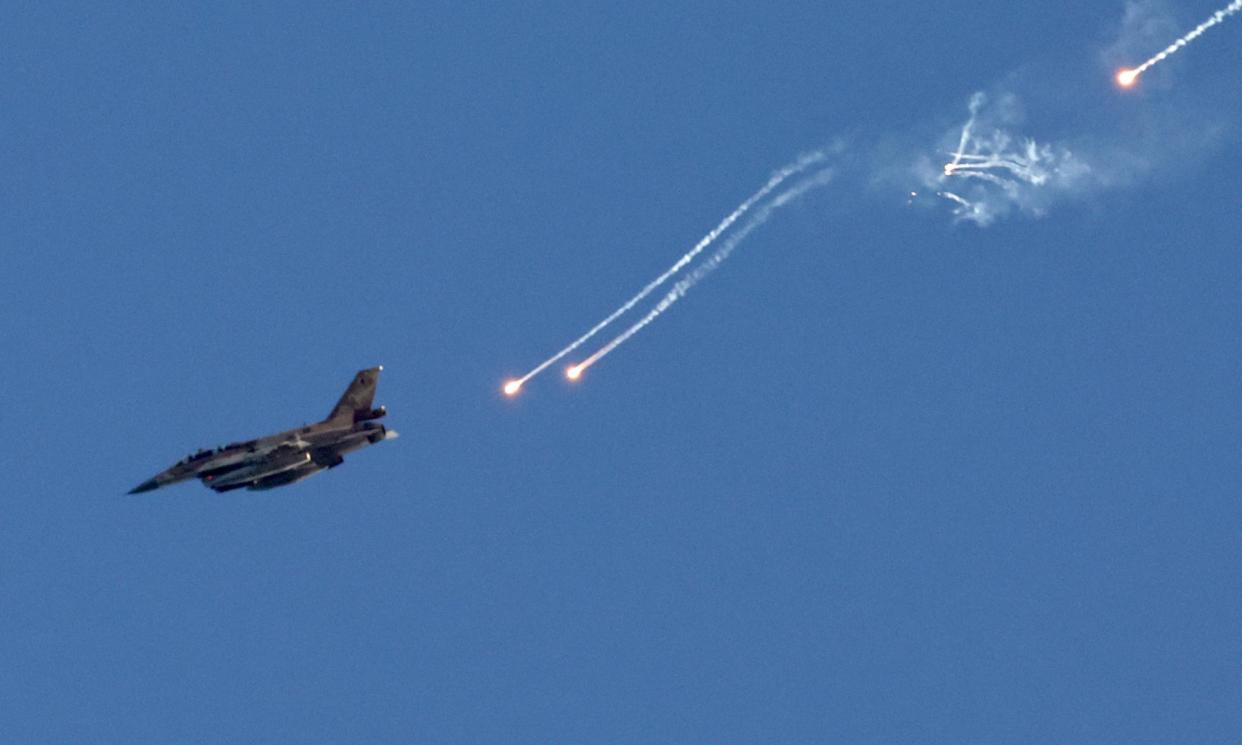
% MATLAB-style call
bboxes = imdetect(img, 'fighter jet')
[128,367,397,494]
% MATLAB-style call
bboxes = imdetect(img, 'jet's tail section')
[325,366,383,425]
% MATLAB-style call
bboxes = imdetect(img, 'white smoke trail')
[505,151,827,393]
[1125,0,1242,81]
[571,168,835,376]
[930,93,1094,226]
[944,92,987,174]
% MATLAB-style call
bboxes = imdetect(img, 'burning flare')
[1115,0,1242,86]
[500,151,828,394]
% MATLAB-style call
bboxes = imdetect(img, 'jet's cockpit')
[177,448,215,466]
[217,439,257,453]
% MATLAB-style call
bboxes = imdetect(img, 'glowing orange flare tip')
[566,366,582,380]
[503,380,521,396]
[1116,69,1139,88]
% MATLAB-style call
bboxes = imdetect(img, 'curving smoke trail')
[931,92,1093,226]
[503,2,1242,397]
[1124,0,1242,82]
[504,151,827,393]
[943,92,987,175]
[571,168,835,377]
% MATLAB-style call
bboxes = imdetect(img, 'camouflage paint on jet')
[128,367,397,493]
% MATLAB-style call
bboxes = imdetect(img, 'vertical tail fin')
[326,367,382,424]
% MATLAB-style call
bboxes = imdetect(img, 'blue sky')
[3,2,1240,742]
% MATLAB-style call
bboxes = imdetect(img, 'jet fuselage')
[129,367,396,494]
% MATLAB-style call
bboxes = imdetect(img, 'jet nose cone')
[128,478,159,494]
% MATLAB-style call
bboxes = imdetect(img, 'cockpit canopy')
[177,448,215,465]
